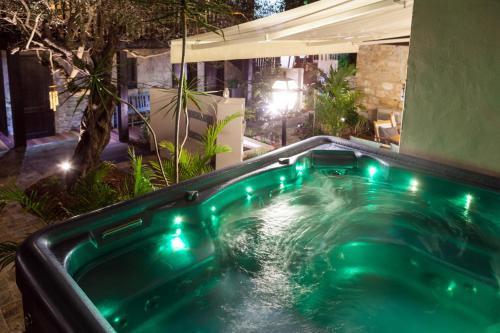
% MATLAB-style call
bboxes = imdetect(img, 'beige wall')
[149,89,245,169]
[400,0,500,177]
[356,45,409,112]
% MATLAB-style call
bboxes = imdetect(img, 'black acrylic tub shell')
[15,136,500,333]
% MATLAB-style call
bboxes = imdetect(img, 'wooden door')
[19,55,55,139]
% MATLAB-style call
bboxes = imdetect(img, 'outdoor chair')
[374,119,400,145]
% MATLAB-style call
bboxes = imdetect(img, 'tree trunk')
[174,3,187,184]
[68,52,116,183]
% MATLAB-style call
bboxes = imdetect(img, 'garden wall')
[54,87,85,134]
[53,49,173,135]
[134,48,172,89]
[400,0,500,177]
[355,44,409,112]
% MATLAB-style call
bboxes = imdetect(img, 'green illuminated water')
[76,166,500,333]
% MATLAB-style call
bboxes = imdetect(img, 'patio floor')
[0,130,152,332]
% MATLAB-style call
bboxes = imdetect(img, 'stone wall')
[54,73,86,134]
[134,49,172,88]
[55,93,86,134]
[54,49,172,134]
[355,44,409,112]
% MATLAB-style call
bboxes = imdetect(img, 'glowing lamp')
[59,161,72,172]
[270,75,300,147]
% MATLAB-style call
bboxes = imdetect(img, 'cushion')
[378,126,398,138]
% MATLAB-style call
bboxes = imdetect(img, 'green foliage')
[152,113,241,184]
[314,65,367,138]
[141,0,245,37]
[0,184,60,223]
[65,163,118,216]
[128,148,156,198]
[0,241,18,270]
[160,76,217,119]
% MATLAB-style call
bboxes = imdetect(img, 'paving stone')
[1,300,23,332]
[0,313,9,333]
[0,138,151,330]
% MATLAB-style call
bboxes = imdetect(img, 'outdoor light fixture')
[271,74,299,147]
[59,161,72,172]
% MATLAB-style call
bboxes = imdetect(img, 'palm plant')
[65,163,119,216]
[314,65,366,137]
[0,241,18,270]
[126,148,156,199]
[0,184,61,223]
[151,112,241,183]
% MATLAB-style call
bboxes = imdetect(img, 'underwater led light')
[280,183,285,189]
[175,228,182,236]
[171,237,186,251]
[246,186,253,193]
[296,165,304,172]
[280,176,285,182]
[410,179,419,191]
[211,205,216,212]
[174,216,182,225]
[447,280,457,294]
[465,194,473,210]
[368,166,377,177]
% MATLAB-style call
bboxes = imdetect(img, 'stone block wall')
[355,44,409,111]
[53,49,172,134]
[134,49,172,89]
[55,93,86,134]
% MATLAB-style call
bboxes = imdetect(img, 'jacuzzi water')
[74,159,500,333]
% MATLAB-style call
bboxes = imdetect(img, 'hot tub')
[16,137,500,333]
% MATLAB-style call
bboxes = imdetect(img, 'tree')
[1,0,247,184]
[144,0,243,183]
[0,0,172,181]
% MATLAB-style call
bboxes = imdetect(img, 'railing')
[113,90,151,127]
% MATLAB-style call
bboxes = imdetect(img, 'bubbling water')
[209,172,500,333]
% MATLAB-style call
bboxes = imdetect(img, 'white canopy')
[171,0,413,63]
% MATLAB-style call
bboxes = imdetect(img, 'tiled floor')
[0,131,152,332]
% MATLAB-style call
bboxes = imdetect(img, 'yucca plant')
[142,0,244,183]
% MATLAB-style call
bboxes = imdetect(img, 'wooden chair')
[374,119,400,144]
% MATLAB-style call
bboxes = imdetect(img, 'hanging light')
[49,85,59,111]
